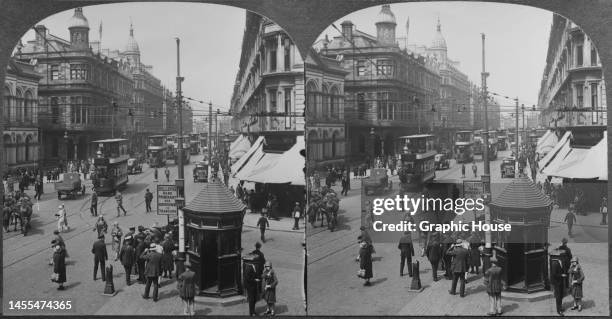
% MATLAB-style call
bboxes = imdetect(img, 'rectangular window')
[591,47,597,66]
[51,65,59,80]
[376,59,394,76]
[270,46,277,72]
[576,85,584,108]
[357,60,366,76]
[284,88,291,114]
[591,83,598,109]
[269,90,277,112]
[357,93,366,120]
[576,45,583,66]
[284,45,291,71]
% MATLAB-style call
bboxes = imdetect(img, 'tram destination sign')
[157,185,178,215]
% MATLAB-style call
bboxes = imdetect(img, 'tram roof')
[397,134,434,139]
[91,138,128,143]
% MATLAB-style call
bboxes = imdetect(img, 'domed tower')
[375,4,397,46]
[430,18,448,62]
[68,7,90,50]
[124,23,140,66]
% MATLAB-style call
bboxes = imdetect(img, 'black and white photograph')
[1,2,305,316]
[304,2,609,316]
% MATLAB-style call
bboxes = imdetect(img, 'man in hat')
[90,190,98,216]
[563,208,577,237]
[292,202,302,230]
[115,191,127,217]
[447,238,469,297]
[551,252,566,316]
[398,231,415,277]
[141,243,163,302]
[144,189,153,213]
[256,213,269,242]
[125,226,136,245]
[484,257,503,316]
[119,235,137,285]
[92,234,108,281]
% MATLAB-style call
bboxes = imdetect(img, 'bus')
[454,131,474,163]
[147,135,167,167]
[189,133,200,155]
[473,130,484,155]
[496,129,508,151]
[396,134,436,192]
[91,139,129,195]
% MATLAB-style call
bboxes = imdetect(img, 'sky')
[317,2,554,109]
[19,2,247,114]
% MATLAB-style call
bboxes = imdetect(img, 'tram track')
[3,167,157,267]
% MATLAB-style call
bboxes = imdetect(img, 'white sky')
[317,2,554,108]
[19,2,247,114]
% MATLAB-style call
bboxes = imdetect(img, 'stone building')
[16,7,134,165]
[3,58,42,172]
[305,49,348,172]
[537,13,607,128]
[229,12,305,140]
[318,5,441,162]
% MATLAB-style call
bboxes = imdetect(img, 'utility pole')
[522,104,526,147]
[208,102,212,178]
[480,33,492,271]
[174,37,186,276]
[515,98,520,161]
[215,109,219,155]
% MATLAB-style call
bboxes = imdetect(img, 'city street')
[306,150,608,316]
[3,156,305,316]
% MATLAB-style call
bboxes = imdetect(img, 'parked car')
[434,153,450,170]
[127,158,143,174]
[500,157,516,178]
[55,172,83,199]
[363,168,390,195]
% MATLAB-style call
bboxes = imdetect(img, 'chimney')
[34,25,47,45]
[341,20,353,41]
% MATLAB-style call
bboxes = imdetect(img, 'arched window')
[25,135,32,161]
[4,86,10,122]
[306,81,318,119]
[24,91,33,121]
[16,89,23,122]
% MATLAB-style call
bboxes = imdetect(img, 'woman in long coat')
[262,261,279,315]
[359,241,373,286]
[468,232,482,274]
[52,243,67,290]
[161,234,175,278]
[177,260,196,315]
[568,257,585,311]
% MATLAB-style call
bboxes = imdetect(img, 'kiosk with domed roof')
[182,181,246,297]
[490,176,553,293]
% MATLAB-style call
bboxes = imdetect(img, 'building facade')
[305,50,348,172]
[318,5,441,162]
[537,13,607,128]
[16,8,135,165]
[230,12,305,139]
[3,58,42,172]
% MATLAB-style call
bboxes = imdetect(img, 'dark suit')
[135,240,147,282]
[398,235,415,276]
[119,244,137,285]
[551,259,565,313]
[244,264,259,316]
[141,249,163,301]
[426,244,442,281]
[447,245,469,296]
[90,193,98,216]
[92,239,108,281]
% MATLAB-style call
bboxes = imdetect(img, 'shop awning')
[541,139,573,177]
[231,136,264,177]
[536,130,558,155]
[548,134,607,180]
[242,136,305,186]
[538,131,571,172]
[229,135,251,160]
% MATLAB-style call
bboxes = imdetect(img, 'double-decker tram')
[454,130,474,163]
[396,134,437,192]
[496,129,508,151]
[91,139,129,195]
[189,133,200,155]
[147,135,167,167]
[473,130,484,155]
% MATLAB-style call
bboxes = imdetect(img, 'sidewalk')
[242,211,305,233]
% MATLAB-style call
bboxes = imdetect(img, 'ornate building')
[16,8,134,166]
[537,13,606,128]
[318,5,441,162]
[229,12,305,140]
[3,58,42,172]
[305,50,348,172]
